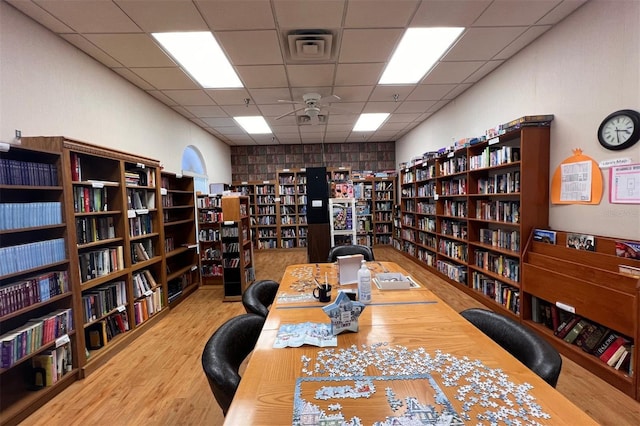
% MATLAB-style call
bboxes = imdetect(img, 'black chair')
[201,313,265,415]
[327,244,375,262]
[242,279,279,317]
[460,308,562,387]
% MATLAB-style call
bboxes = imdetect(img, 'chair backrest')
[327,244,375,262]
[242,279,279,317]
[201,313,265,415]
[460,308,562,387]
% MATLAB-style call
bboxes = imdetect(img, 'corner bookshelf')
[398,125,551,319]
[522,231,639,400]
[254,180,278,249]
[160,172,200,306]
[0,139,78,425]
[197,193,223,286]
[220,196,254,301]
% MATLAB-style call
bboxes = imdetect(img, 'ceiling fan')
[275,93,341,125]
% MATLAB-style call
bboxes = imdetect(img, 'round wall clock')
[597,109,640,150]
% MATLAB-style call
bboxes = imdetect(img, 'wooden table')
[224,262,596,425]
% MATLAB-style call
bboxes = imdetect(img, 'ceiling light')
[152,32,242,88]
[234,116,272,134]
[353,113,389,132]
[379,27,464,85]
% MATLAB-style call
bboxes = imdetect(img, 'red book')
[83,187,90,213]
[599,336,627,363]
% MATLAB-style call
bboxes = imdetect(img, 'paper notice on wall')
[610,163,640,204]
[560,160,592,202]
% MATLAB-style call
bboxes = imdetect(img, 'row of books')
[469,146,520,170]
[0,238,66,277]
[127,188,155,210]
[78,246,124,283]
[472,272,520,314]
[477,172,520,195]
[479,228,520,252]
[164,237,174,252]
[84,311,129,350]
[128,214,152,237]
[0,308,74,368]
[82,280,127,323]
[131,241,153,263]
[474,251,520,282]
[221,227,239,238]
[0,159,58,186]
[223,258,241,268]
[442,200,467,217]
[440,219,467,239]
[197,196,221,208]
[440,177,467,196]
[124,167,154,187]
[73,186,108,213]
[439,156,467,176]
[0,202,62,230]
[533,298,633,373]
[133,288,163,325]
[475,200,520,224]
[257,239,278,249]
[0,271,70,318]
[223,242,240,252]
[436,260,467,284]
[31,342,73,387]
[438,239,468,262]
[256,195,275,204]
[199,210,223,223]
[417,231,436,248]
[257,215,277,225]
[76,216,116,244]
[199,228,220,242]
[202,264,224,277]
[161,193,175,208]
[133,270,158,299]
[257,229,277,238]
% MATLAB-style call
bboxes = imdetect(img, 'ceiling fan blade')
[275,105,307,120]
[325,94,342,103]
[277,99,303,105]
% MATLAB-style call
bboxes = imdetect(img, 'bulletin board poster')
[610,163,640,204]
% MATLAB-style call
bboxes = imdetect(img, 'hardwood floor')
[21,247,640,425]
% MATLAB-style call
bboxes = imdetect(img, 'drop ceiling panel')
[112,68,155,90]
[217,126,247,136]
[272,0,346,29]
[339,29,403,63]
[172,106,195,118]
[334,63,384,86]
[474,0,562,26]
[115,0,207,32]
[464,60,504,83]
[327,114,358,125]
[236,65,289,88]
[368,86,414,102]
[131,67,199,90]
[162,90,215,106]
[538,0,587,25]
[387,113,421,123]
[394,101,438,114]
[361,101,399,113]
[410,0,491,27]
[7,0,74,33]
[84,34,175,67]
[286,64,336,87]
[216,31,284,66]
[34,0,141,33]
[203,117,236,127]
[271,125,301,134]
[331,86,374,103]
[344,0,418,28]
[379,122,410,131]
[443,27,528,61]
[494,26,552,60]
[147,90,178,106]
[60,34,123,68]
[258,104,296,117]
[422,61,485,85]
[205,89,252,105]
[407,84,457,101]
[247,88,293,104]
[220,105,262,117]
[444,83,473,100]
[185,106,228,118]
[196,0,275,30]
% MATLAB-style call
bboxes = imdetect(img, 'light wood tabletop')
[224,262,597,426]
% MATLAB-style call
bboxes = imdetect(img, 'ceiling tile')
[443,27,528,61]
[112,68,155,90]
[271,125,301,134]
[206,89,252,105]
[34,0,141,33]
[276,135,302,143]
[185,106,228,118]
[368,85,414,102]
[538,0,587,25]
[84,34,175,67]
[217,126,247,136]
[252,134,278,144]
[59,34,123,68]
[387,113,421,123]
[410,0,491,26]
[162,90,215,106]
[7,0,74,33]
[362,101,399,113]
[259,104,296,117]
[444,84,473,100]
[494,26,552,60]
[196,0,276,30]
[394,101,437,114]
[408,84,457,101]
[327,102,365,114]
[248,88,293,104]
[331,86,374,103]
[327,114,358,125]
[379,122,409,131]
[422,61,485,84]
[190,118,209,128]
[323,124,354,132]
[464,60,504,83]
[339,29,403,63]
[272,0,346,29]
[426,99,452,113]
[344,0,419,28]
[221,105,262,117]
[131,67,199,90]
[236,65,289,88]
[216,31,283,66]
[115,0,207,32]
[265,114,298,126]
[290,87,334,100]
[203,117,237,127]
[146,90,178,106]
[172,106,195,118]
[334,63,385,86]
[474,0,561,26]
[286,64,336,87]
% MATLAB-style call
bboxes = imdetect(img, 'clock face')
[598,109,640,150]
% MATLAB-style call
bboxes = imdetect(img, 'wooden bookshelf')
[0,138,78,425]
[522,231,639,399]
[276,168,307,249]
[372,177,396,245]
[196,193,223,286]
[220,196,254,301]
[161,172,200,306]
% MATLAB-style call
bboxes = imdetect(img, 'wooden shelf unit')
[276,169,307,249]
[398,126,551,318]
[220,196,254,301]
[0,139,78,426]
[196,193,223,286]
[372,177,396,245]
[161,172,200,306]
[353,178,374,246]
[522,231,639,400]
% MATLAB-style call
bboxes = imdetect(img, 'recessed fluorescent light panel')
[234,116,272,134]
[379,27,464,85]
[353,113,390,132]
[152,32,242,88]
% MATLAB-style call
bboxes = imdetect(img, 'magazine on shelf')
[615,241,640,260]
[533,229,556,244]
[566,233,595,251]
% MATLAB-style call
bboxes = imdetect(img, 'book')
[592,331,619,358]
[567,233,595,251]
[615,241,640,259]
[533,229,556,244]
[618,264,640,278]
[614,347,631,371]
[599,336,627,364]
[556,315,581,339]
[606,344,628,367]
[563,319,588,344]
[580,325,610,354]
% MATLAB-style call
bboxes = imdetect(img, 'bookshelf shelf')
[197,193,224,286]
[221,196,254,301]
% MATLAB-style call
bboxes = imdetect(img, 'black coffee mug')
[313,284,332,302]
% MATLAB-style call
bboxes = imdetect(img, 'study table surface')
[224,262,596,426]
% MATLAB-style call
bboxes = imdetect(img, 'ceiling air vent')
[285,30,336,63]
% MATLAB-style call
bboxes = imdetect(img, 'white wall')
[0,2,231,182]
[397,0,640,240]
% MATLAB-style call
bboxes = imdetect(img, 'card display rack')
[329,198,357,247]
